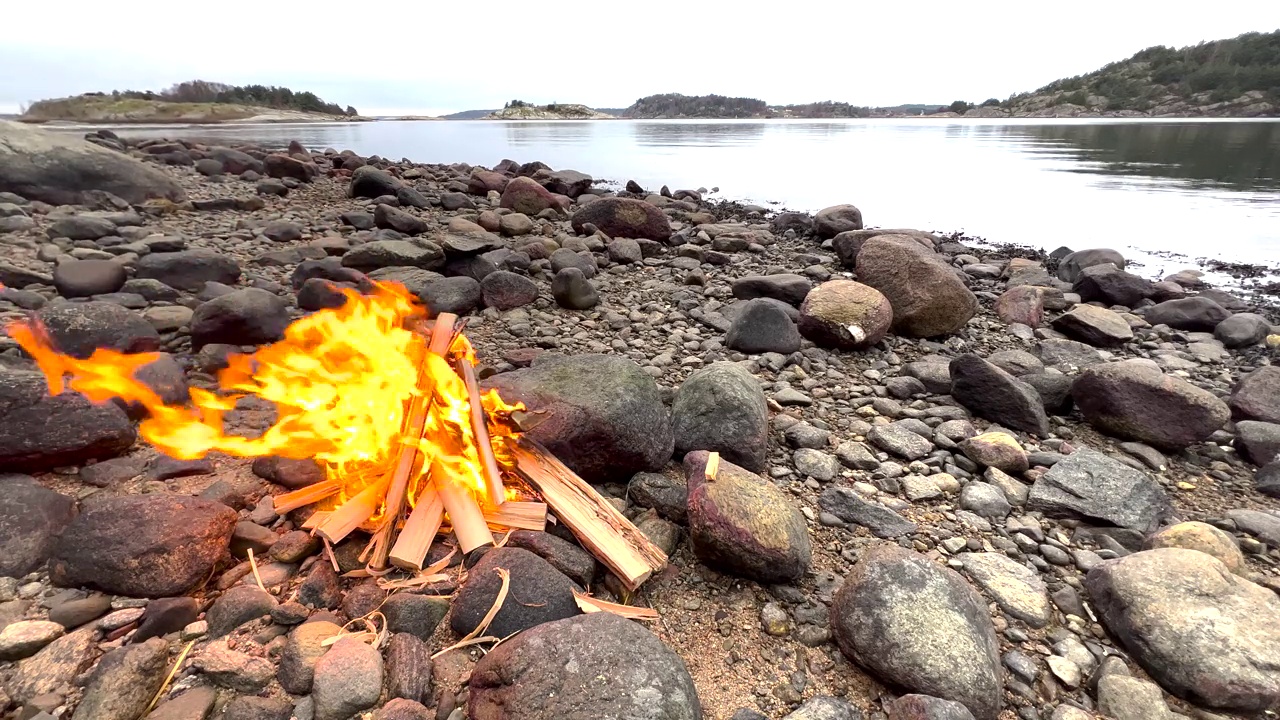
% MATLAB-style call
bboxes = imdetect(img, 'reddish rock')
[264,154,317,182]
[500,176,563,216]
[570,197,672,242]
[468,170,508,196]
[995,286,1045,328]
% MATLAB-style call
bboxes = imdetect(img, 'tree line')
[100,80,358,116]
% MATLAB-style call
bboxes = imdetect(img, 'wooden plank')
[482,500,548,532]
[437,475,494,553]
[512,439,667,591]
[704,451,720,482]
[388,486,444,572]
[456,357,506,507]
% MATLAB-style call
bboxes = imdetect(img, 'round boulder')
[1057,249,1125,283]
[798,280,892,350]
[570,197,672,242]
[36,301,161,358]
[672,362,769,472]
[684,451,811,583]
[1072,360,1230,449]
[479,271,539,310]
[1145,521,1245,575]
[1215,313,1272,348]
[500,176,562,216]
[857,235,977,337]
[1230,366,1280,424]
[482,354,673,483]
[814,204,864,239]
[52,259,127,298]
[469,613,699,720]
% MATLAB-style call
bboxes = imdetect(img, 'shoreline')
[0,125,1279,719]
[23,114,1280,126]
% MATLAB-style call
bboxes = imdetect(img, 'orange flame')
[4,281,523,510]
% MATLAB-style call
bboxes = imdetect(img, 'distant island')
[19,80,363,124]
[484,100,613,120]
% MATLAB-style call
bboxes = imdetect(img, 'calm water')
[109,119,1280,280]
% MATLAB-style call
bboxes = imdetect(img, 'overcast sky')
[2,1,1277,116]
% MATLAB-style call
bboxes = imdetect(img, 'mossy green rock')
[684,451,811,583]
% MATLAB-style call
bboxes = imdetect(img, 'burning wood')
[5,281,664,590]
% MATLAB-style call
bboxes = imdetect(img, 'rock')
[1230,366,1280,423]
[672,362,769,473]
[50,495,236,597]
[484,354,673,483]
[1257,462,1280,497]
[1215,313,1272,348]
[857,236,977,337]
[252,456,324,489]
[1226,509,1280,548]
[868,423,933,460]
[549,247,597,278]
[70,638,168,720]
[311,637,384,720]
[959,432,1028,473]
[1038,338,1104,371]
[469,612,699,720]
[732,274,813,307]
[1072,361,1230,449]
[52,259,126,298]
[1086,548,1280,711]
[144,305,194,332]
[222,697,293,720]
[263,153,315,182]
[376,699,431,720]
[297,561,341,609]
[949,354,1050,436]
[1057,249,1125,282]
[725,297,802,354]
[342,240,444,271]
[382,594,449,639]
[888,695,976,720]
[35,300,160,358]
[1027,448,1170,532]
[507,530,597,587]
[133,597,199,642]
[550,267,599,309]
[958,553,1051,627]
[798,280,893,350]
[7,626,96,703]
[480,270,539,310]
[684,451,811,583]
[0,476,75,577]
[542,169,593,198]
[629,472,688,523]
[262,220,302,242]
[795,448,841,481]
[819,486,917,538]
[0,370,136,472]
[348,166,404,198]
[1052,305,1134,347]
[449,547,578,638]
[814,204,864,239]
[995,286,1045,328]
[570,197,671,242]
[1072,265,1151,308]
[0,120,186,205]
[146,686,218,720]
[0,621,65,661]
[47,595,111,629]
[419,275,482,315]
[206,586,276,637]
[1096,675,1170,720]
[1145,297,1231,331]
[189,288,290,349]
[500,176,562,216]
[959,482,1011,519]
[384,633,432,704]
[373,204,427,234]
[278,620,342,694]
[606,236,642,264]
[829,544,1002,720]
[135,249,241,292]
[1145,521,1245,574]
[1237,421,1280,465]
[192,640,274,692]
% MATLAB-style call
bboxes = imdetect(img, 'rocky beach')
[0,117,1279,720]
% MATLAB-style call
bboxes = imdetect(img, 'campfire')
[6,282,666,590]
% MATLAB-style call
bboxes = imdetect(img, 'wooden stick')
[316,478,387,544]
[512,439,667,591]
[705,452,720,482]
[437,476,494,553]
[389,485,445,571]
[302,511,330,531]
[482,501,548,532]
[455,358,506,507]
[368,313,458,568]
[274,478,343,514]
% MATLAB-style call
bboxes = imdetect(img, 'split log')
[512,439,667,591]
[389,485,445,572]
[273,478,342,514]
[455,357,506,507]
[482,501,547,532]
[704,451,720,481]
[437,475,494,553]
[316,478,387,544]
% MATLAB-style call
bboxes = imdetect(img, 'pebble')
[0,621,65,660]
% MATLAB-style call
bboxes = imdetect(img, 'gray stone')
[1057,249,1125,282]
[725,297,802,354]
[311,637,383,720]
[382,594,449,639]
[550,266,599,310]
[818,486,917,538]
[135,249,241,292]
[206,586,277,637]
[35,300,160,358]
[0,476,76,577]
[1028,448,1170,532]
[1052,305,1134,347]
[7,626,96,703]
[71,638,169,720]
[1215,313,1272,348]
[469,612,699,720]
[858,235,977,337]
[0,621,65,660]
[732,274,813,307]
[1145,297,1231,331]
[958,553,1051,627]
[342,240,444,271]
[1072,361,1230,449]
[786,696,863,720]
[189,288,290,349]
[1096,675,1171,720]
[449,547,579,638]
[1086,548,1280,711]
[868,423,933,460]
[672,363,768,472]
[1231,366,1280,424]
[278,620,342,694]
[949,354,1050,436]
[959,483,1012,520]
[830,544,1002,720]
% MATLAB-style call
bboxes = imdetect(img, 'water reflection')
[632,121,768,147]
[1003,122,1280,192]
[503,121,597,147]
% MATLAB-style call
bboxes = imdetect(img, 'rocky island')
[19,80,362,125]
[483,101,614,120]
[0,118,1278,720]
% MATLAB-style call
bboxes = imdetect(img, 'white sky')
[2,0,1277,116]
